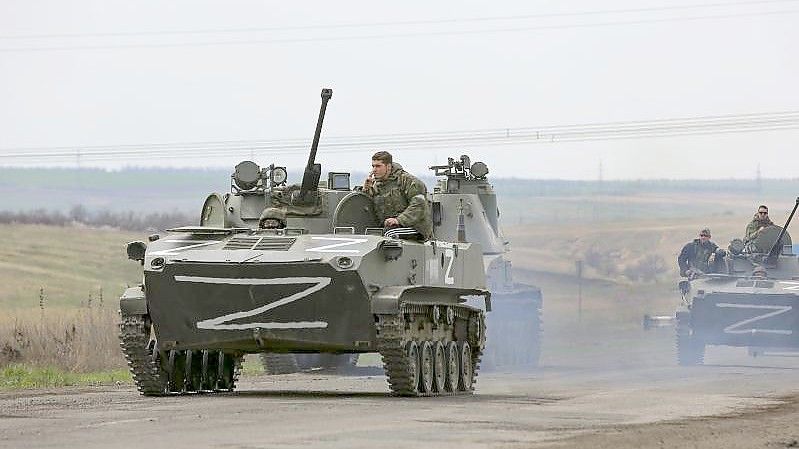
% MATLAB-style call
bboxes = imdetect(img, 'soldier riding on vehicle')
[744,205,776,252]
[258,207,286,229]
[678,228,725,277]
[363,151,432,241]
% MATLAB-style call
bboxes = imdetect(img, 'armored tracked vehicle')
[676,198,799,365]
[119,89,489,396]
[429,156,543,368]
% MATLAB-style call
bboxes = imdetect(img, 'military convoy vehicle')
[676,198,799,365]
[429,155,543,368]
[119,88,489,396]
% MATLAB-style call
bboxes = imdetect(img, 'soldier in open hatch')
[363,150,433,240]
[678,228,725,277]
[744,204,774,244]
[258,207,286,229]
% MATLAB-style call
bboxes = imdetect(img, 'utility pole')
[756,163,762,194]
[593,158,603,222]
[576,260,583,323]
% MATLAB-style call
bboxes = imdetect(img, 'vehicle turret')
[430,155,543,368]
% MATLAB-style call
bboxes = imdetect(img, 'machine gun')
[295,88,333,204]
[767,196,799,264]
[430,155,489,180]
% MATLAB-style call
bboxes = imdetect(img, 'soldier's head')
[699,228,711,243]
[757,205,769,220]
[259,208,286,229]
[371,151,393,180]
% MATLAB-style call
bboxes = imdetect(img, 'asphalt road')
[3,326,799,449]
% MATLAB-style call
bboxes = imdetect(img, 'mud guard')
[371,285,490,314]
[120,286,147,317]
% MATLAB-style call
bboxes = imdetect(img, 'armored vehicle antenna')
[297,87,333,204]
[768,196,799,263]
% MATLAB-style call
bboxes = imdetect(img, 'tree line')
[0,205,194,232]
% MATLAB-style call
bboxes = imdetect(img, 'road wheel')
[405,341,421,395]
[419,341,434,394]
[458,341,473,391]
[444,341,459,392]
[432,341,446,393]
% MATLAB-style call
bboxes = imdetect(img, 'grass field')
[0,224,142,309]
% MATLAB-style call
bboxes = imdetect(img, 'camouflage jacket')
[744,214,773,243]
[365,162,433,240]
[677,238,718,276]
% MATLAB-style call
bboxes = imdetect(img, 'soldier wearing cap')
[678,228,724,277]
[259,207,286,229]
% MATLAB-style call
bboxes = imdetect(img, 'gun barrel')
[768,196,799,260]
[299,88,333,199]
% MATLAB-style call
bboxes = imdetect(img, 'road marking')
[175,276,331,330]
[716,303,793,335]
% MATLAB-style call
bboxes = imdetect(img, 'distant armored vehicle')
[119,89,489,396]
[676,198,799,365]
[429,156,543,368]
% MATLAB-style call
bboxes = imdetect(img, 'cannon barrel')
[768,196,799,262]
[299,88,333,201]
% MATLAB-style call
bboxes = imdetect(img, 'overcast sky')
[0,0,796,179]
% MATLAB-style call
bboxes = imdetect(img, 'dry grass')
[0,306,125,372]
[506,217,745,283]
[0,223,142,309]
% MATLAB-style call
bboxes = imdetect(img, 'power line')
[1,8,796,52]
[5,110,798,153]
[1,111,797,165]
[1,0,794,40]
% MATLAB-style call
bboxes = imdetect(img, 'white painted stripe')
[251,322,327,329]
[716,302,793,335]
[305,236,367,253]
[779,281,799,291]
[175,276,331,330]
[150,240,221,255]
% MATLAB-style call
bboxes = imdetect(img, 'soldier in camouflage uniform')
[363,151,433,240]
[678,228,722,277]
[744,205,774,244]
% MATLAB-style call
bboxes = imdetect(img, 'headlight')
[336,256,354,269]
[271,166,287,185]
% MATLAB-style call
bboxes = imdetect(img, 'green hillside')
[0,224,143,309]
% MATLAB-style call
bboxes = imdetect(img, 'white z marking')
[305,237,367,253]
[175,276,331,330]
[716,303,793,335]
[779,281,799,291]
[149,240,220,256]
[444,248,455,285]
